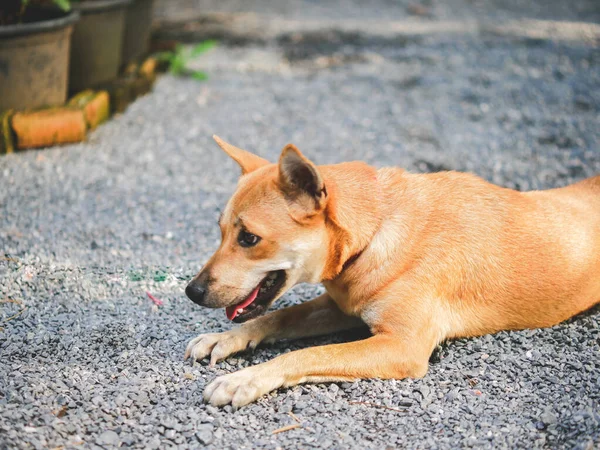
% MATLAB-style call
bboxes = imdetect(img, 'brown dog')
[184,135,600,407]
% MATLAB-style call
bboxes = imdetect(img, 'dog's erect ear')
[213,135,269,175]
[278,144,327,212]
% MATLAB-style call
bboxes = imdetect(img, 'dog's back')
[356,169,600,338]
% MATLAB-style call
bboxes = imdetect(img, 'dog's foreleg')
[185,293,364,365]
[202,331,435,407]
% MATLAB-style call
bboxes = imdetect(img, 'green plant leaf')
[191,71,208,81]
[191,40,217,57]
[53,0,71,11]
[169,53,186,75]
[153,42,216,80]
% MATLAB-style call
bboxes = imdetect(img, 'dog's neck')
[319,162,383,280]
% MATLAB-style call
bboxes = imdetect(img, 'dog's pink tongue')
[226,285,260,320]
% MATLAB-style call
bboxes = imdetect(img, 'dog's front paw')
[184,329,260,365]
[203,367,284,407]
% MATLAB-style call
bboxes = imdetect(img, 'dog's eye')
[238,230,261,248]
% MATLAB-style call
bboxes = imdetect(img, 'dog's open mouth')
[226,270,287,323]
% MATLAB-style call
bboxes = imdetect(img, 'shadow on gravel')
[277,29,419,62]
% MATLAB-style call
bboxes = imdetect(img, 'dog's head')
[186,136,331,323]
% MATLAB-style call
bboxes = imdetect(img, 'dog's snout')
[186,281,207,305]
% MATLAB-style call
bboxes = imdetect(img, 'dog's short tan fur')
[185,136,600,407]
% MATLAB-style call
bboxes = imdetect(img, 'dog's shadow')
[212,302,600,368]
[216,325,372,366]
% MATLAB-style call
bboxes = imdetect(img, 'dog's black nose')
[185,282,207,305]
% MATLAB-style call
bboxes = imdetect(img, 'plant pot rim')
[73,0,134,14]
[0,9,80,38]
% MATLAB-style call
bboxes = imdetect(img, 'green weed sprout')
[155,40,217,81]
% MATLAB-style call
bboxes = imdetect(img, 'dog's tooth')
[238,308,244,314]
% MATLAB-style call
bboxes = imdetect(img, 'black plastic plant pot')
[69,0,132,92]
[121,0,156,66]
[0,7,80,112]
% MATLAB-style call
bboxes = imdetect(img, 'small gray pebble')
[96,430,119,446]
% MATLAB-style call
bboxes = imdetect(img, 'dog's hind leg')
[185,293,364,365]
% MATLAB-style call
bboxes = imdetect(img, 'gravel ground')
[155,0,600,23]
[1,1,600,449]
